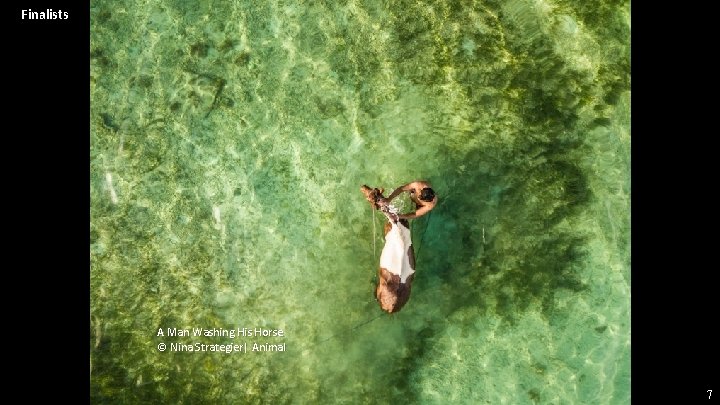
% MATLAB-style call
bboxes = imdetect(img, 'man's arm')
[398,204,432,220]
[387,183,413,202]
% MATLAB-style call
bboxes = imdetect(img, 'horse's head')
[360,185,385,209]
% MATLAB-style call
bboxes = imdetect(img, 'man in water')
[381,180,437,220]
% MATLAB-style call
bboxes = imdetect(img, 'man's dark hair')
[420,187,435,202]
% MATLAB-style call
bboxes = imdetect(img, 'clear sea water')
[90,0,630,403]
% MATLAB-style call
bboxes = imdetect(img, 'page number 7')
[709,390,713,399]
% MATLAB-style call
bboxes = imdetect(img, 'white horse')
[361,185,416,313]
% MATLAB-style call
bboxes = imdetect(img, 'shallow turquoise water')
[90,0,630,403]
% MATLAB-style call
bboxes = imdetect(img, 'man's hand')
[390,212,399,223]
[380,204,399,223]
